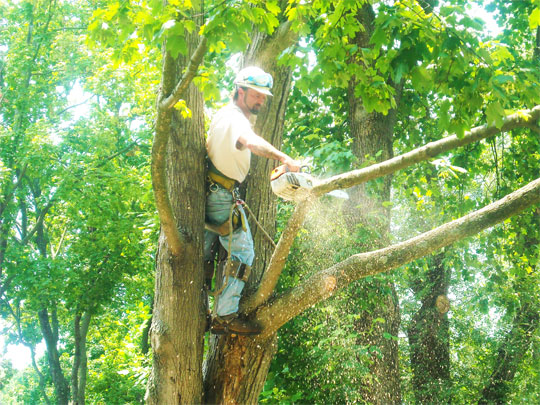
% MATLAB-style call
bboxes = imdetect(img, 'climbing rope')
[208,198,276,316]
[241,201,277,250]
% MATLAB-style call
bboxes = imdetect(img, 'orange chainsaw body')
[270,165,314,202]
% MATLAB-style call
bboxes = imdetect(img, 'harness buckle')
[208,182,219,193]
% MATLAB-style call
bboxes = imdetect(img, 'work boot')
[210,313,262,336]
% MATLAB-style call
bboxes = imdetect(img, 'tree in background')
[1,0,156,402]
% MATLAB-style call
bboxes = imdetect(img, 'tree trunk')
[479,218,540,405]
[203,334,278,404]
[202,22,296,404]
[39,307,70,405]
[345,4,402,403]
[478,299,539,404]
[71,312,91,405]
[71,314,82,403]
[146,21,207,404]
[408,252,452,404]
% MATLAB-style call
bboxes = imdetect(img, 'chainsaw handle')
[271,164,311,181]
[270,165,288,181]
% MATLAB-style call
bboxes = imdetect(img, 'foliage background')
[1,0,539,403]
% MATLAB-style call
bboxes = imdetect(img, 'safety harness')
[204,161,276,306]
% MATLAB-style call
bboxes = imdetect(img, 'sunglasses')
[243,73,273,88]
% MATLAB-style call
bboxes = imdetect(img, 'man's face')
[239,87,267,115]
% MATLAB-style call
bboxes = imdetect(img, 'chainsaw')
[270,165,314,202]
[270,165,349,202]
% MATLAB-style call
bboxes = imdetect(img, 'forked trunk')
[204,334,278,404]
[146,24,207,403]
[39,307,70,405]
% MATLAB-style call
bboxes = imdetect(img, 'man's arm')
[237,133,300,172]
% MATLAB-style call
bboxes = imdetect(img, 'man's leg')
[212,206,261,335]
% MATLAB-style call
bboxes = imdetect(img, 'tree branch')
[3,300,51,404]
[241,198,313,312]
[151,112,184,257]
[159,36,207,111]
[55,95,94,117]
[256,177,540,338]
[96,141,139,168]
[314,105,540,196]
[19,194,56,246]
[151,36,207,257]
[243,105,540,313]
[0,164,28,218]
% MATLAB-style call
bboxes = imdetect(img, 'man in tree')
[205,66,300,336]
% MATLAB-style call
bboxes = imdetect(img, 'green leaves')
[528,7,540,30]
[486,101,506,128]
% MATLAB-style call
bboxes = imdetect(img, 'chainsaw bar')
[270,165,349,202]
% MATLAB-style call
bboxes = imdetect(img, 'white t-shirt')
[206,103,256,183]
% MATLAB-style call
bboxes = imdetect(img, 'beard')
[244,93,262,115]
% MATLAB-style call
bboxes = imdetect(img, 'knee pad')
[226,260,252,282]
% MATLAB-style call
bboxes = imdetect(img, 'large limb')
[151,36,207,257]
[243,105,540,312]
[314,106,540,196]
[255,177,540,338]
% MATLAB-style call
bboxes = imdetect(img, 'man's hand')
[281,156,301,172]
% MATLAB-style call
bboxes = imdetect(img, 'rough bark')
[408,252,452,404]
[203,334,278,404]
[146,18,207,404]
[344,3,402,402]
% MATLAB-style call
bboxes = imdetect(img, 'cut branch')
[256,177,540,338]
[245,105,540,313]
[314,105,540,196]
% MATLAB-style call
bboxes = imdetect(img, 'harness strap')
[205,201,245,237]
[207,159,239,192]
[208,171,238,192]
